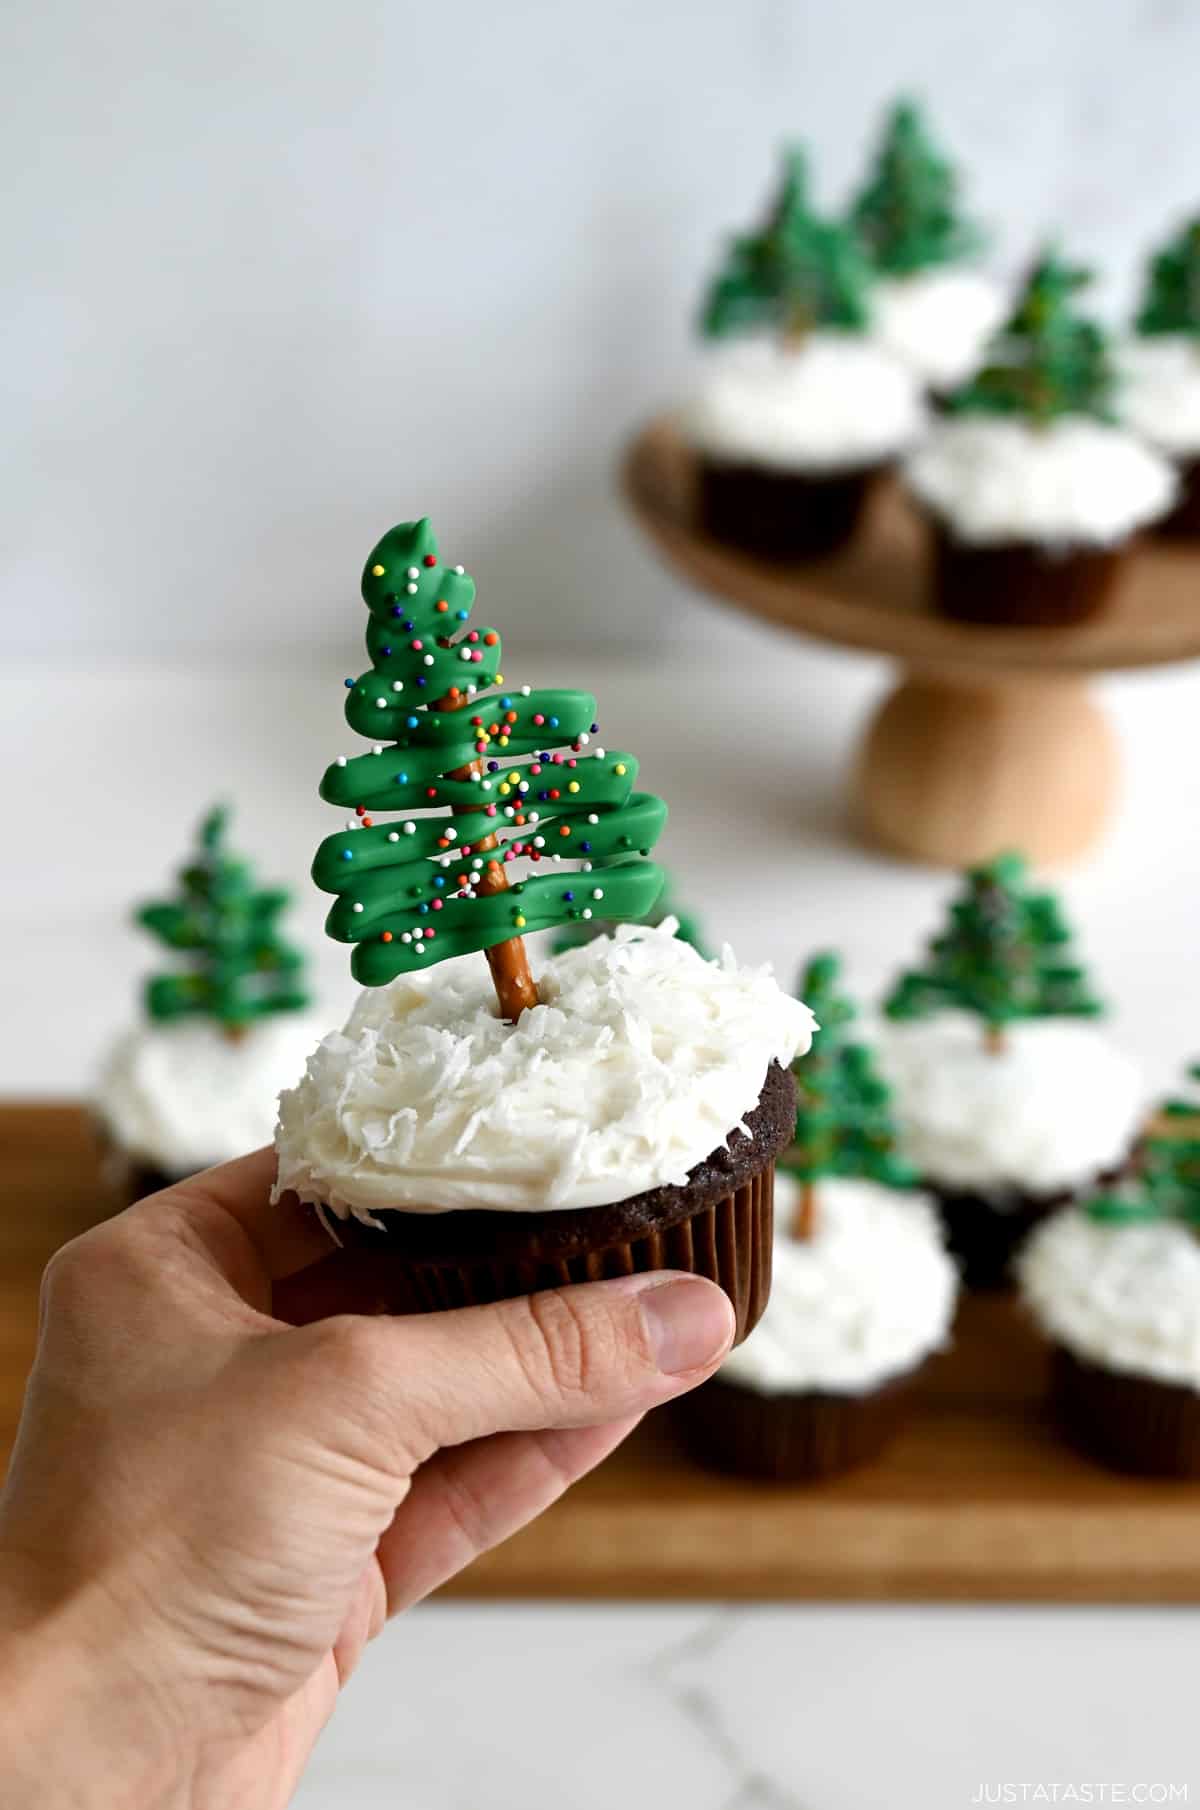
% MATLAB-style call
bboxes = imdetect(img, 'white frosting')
[1117,333,1200,457]
[880,1015,1142,1197]
[682,332,925,474]
[872,268,1006,391]
[904,415,1176,545]
[718,1175,957,1395]
[96,1013,328,1173]
[273,924,814,1219]
[1019,1208,1200,1392]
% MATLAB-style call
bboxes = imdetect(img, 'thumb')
[295,1271,736,1470]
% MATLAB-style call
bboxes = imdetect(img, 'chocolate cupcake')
[272,516,814,1339]
[1118,219,1200,538]
[675,1174,957,1480]
[882,854,1142,1288]
[686,146,923,561]
[95,805,326,1204]
[904,250,1175,624]
[849,97,1005,398]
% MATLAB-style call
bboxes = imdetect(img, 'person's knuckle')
[300,1313,382,1387]
[508,1289,609,1407]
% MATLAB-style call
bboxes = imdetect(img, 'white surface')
[873,267,1007,391]
[681,334,924,473]
[12,0,1200,660]
[720,1175,957,1394]
[904,415,1177,546]
[96,1012,328,1171]
[274,924,812,1216]
[7,626,1200,1806]
[1119,333,1200,457]
[881,1016,1144,1195]
[1020,1208,1200,1391]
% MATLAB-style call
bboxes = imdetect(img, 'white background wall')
[7,0,1200,660]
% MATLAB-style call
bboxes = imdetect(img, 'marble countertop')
[5,619,1200,1807]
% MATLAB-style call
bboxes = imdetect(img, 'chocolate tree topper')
[951,249,1115,425]
[137,805,310,1037]
[885,853,1103,1055]
[850,98,985,276]
[701,145,873,344]
[1088,1062,1200,1228]
[1136,219,1200,338]
[313,518,666,1019]
[787,952,915,1240]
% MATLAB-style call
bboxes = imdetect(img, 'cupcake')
[684,146,924,561]
[882,853,1141,1288]
[905,249,1176,624]
[1019,1073,1200,1477]
[849,97,1005,396]
[95,805,325,1201]
[1119,217,1200,536]
[551,867,709,960]
[676,953,957,1481]
[272,517,813,1341]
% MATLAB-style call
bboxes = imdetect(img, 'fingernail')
[639,1278,735,1375]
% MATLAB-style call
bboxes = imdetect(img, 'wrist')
[0,1579,184,1810]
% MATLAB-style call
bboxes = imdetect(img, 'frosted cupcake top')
[273,924,814,1220]
[904,415,1176,546]
[682,334,925,474]
[1019,1207,1200,1392]
[872,268,1006,392]
[1118,333,1200,458]
[880,1015,1143,1197]
[96,1013,328,1173]
[719,1175,957,1395]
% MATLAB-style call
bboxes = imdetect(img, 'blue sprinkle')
[590,723,599,733]
[456,609,468,621]
[549,716,559,729]
[500,696,511,708]
[434,876,446,888]
[406,715,419,729]
[417,677,427,687]
[564,890,574,901]
[381,644,392,656]
[487,760,499,773]
[343,678,354,688]
[341,849,353,861]
[538,790,549,801]
[580,841,592,853]
[402,620,414,632]
[418,902,429,914]
[391,605,403,618]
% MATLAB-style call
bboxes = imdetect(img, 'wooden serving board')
[6,1104,1200,1602]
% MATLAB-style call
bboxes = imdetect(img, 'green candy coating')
[949,249,1115,426]
[314,519,666,984]
[1135,219,1200,339]
[850,98,985,277]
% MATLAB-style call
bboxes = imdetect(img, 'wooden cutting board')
[5,1103,1200,1602]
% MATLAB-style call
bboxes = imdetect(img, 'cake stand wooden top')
[623,416,1200,678]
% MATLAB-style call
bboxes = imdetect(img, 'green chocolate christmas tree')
[885,853,1103,1055]
[1135,219,1200,338]
[950,250,1115,425]
[551,867,709,960]
[786,952,915,1240]
[313,518,667,1018]
[137,805,310,1036]
[850,98,984,277]
[1087,1062,1200,1228]
[701,145,873,343]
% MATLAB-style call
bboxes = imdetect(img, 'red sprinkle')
[423,554,437,567]
[380,931,393,943]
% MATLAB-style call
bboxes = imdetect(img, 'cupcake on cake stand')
[1120,216,1200,537]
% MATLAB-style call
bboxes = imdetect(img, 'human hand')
[0,1150,734,1810]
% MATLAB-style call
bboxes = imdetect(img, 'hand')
[0,1150,734,1810]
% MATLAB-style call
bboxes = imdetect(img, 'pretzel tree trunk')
[438,680,540,1022]
[789,1179,817,1243]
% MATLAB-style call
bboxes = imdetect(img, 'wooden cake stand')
[623,417,1200,867]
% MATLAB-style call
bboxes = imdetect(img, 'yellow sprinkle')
[498,783,510,796]
[496,673,504,684]
[614,763,627,776]
[498,735,509,747]
[567,781,580,793]
[371,564,385,576]
[514,914,526,928]
[508,772,520,784]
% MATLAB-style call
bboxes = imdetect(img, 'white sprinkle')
[406,582,418,594]
[469,771,482,784]
[423,654,435,666]
[586,813,599,825]
[579,733,590,746]
[388,831,399,843]
[407,566,419,579]
[375,697,387,708]
[592,888,604,900]
[528,810,540,823]
[520,685,531,696]
[336,756,348,767]
[533,836,545,849]
[401,932,413,944]
[459,648,472,662]
[504,806,515,818]
[345,818,358,830]
[581,862,593,872]
[439,855,453,868]
[517,781,529,794]
[582,908,593,920]
[481,780,492,791]
[443,827,457,841]
[454,564,465,574]
[593,747,606,759]
[472,858,484,869]
[392,679,404,692]
[371,744,383,755]
[403,823,416,836]
[352,902,364,913]
[466,684,477,695]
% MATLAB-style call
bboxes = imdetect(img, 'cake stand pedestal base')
[851,670,1118,868]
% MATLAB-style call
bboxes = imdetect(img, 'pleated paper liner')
[1052,1346,1200,1480]
[312,1160,776,1347]
[930,524,1128,626]
[674,1365,924,1482]
[932,1155,1136,1292]
[696,456,883,562]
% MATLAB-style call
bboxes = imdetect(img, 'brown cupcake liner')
[933,1154,1134,1292]
[313,1160,776,1346]
[930,523,1127,626]
[1153,457,1200,539]
[88,1115,193,1211]
[1052,1345,1200,1479]
[674,1364,922,1482]
[696,456,879,560]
